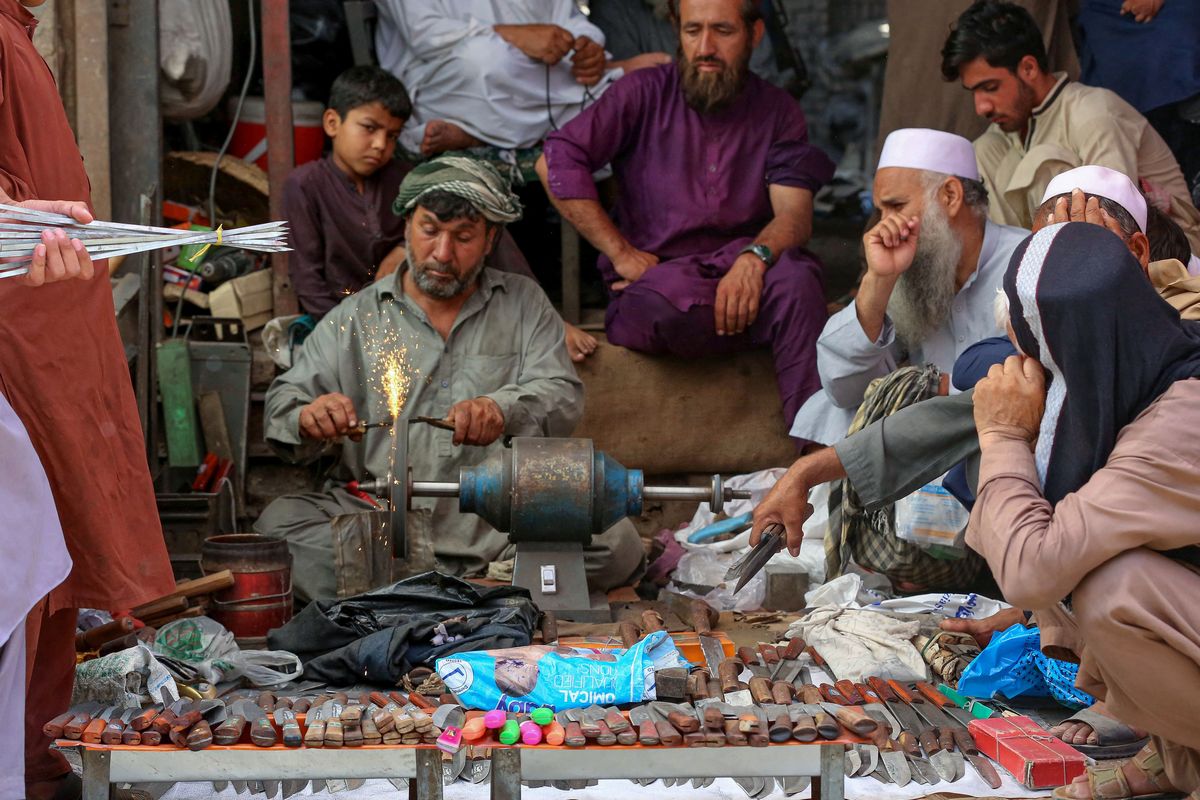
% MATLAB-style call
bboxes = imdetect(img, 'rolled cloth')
[393,156,523,223]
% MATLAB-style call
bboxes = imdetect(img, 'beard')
[887,201,963,353]
[406,247,485,300]
[994,78,1039,133]
[679,45,752,114]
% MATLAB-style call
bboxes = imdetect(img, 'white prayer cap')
[877,128,980,181]
[1040,165,1147,234]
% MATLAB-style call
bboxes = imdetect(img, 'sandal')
[1051,746,1183,800]
[1055,706,1151,759]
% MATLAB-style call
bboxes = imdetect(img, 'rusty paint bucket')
[200,534,292,647]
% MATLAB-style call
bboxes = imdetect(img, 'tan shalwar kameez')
[968,380,1200,794]
[974,74,1200,254]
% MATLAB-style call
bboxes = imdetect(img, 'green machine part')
[157,338,202,467]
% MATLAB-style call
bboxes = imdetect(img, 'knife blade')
[878,736,911,786]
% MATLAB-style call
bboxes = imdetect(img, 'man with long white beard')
[790,128,1029,445]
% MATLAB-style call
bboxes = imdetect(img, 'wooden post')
[261,0,297,316]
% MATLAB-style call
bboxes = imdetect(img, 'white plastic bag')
[222,649,304,687]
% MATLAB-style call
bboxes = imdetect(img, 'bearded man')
[535,0,835,439]
[791,128,1028,445]
[257,157,644,603]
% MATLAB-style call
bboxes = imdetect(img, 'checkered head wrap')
[393,156,523,223]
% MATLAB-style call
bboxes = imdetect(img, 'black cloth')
[1003,222,1200,505]
[267,571,539,686]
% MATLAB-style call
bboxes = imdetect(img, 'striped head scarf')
[393,156,523,223]
[1003,222,1200,504]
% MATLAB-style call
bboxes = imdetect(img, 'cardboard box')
[969,715,1086,789]
[209,268,273,330]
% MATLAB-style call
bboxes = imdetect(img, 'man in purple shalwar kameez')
[536,0,835,434]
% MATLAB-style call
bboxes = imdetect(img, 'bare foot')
[1049,701,1147,748]
[612,52,672,73]
[565,323,597,362]
[420,120,483,157]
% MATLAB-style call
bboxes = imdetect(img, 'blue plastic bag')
[435,630,688,713]
[958,623,1094,709]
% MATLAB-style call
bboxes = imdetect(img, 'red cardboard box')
[969,716,1086,790]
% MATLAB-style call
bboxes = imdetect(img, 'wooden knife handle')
[101,719,125,745]
[807,646,827,667]
[867,676,895,702]
[689,599,718,636]
[604,709,631,733]
[186,720,213,751]
[636,718,660,745]
[368,691,391,708]
[63,711,93,740]
[719,659,743,693]
[705,730,727,747]
[918,728,939,756]
[121,727,142,746]
[256,691,276,711]
[887,679,917,704]
[640,610,666,634]
[771,681,794,705]
[915,681,951,708]
[748,676,773,705]
[654,719,682,746]
[408,692,437,711]
[667,709,700,733]
[737,712,762,735]
[898,730,920,756]
[813,710,840,740]
[42,712,74,739]
[563,719,586,747]
[684,730,707,747]
[790,713,817,742]
[830,705,879,737]
[618,620,641,649]
[856,682,881,704]
[780,637,806,661]
[594,719,617,746]
[757,643,780,665]
[250,718,279,747]
[703,706,725,731]
[819,683,843,704]
[768,712,792,743]
[150,709,179,738]
[835,680,864,705]
[141,729,162,746]
[292,697,312,715]
[938,725,955,753]
[799,685,824,705]
[722,719,747,746]
[170,711,204,746]
[214,715,247,746]
[737,646,759,667]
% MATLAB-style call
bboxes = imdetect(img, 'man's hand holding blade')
[497,24,575,65]
[715,252,766,336]
[299,393,363,442]
[0,188,96,287]
[446,397,505,446]
[973,355,1046,451]
[609,245,659,291]
[750,465,815,557]
[571,36,607,86]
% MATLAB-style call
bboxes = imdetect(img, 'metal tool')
[725,523,785,592]
[359,434,750,620]
[352,418,395,434]
[914,682,1002,789]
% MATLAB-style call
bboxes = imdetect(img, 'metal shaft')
[411,481,460,497]
[643,486,750,502]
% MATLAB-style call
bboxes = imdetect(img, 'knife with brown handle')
[798,685,839,739]
[892,681,954,752]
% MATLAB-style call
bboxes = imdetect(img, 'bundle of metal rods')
[0,203,289,279]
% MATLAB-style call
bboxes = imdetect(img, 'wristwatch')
[739,243,775,267]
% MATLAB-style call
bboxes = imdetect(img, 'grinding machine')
[358,424,749,620]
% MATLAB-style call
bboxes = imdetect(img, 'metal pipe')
[411,481,461,498]
[643,486,752,501]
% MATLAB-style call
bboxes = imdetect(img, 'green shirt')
[264,267,583,574]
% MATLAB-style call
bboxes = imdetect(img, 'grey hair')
[921,171,990,217]
[1033,193,1141,236]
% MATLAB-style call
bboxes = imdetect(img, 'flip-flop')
[1055,707,1150,759]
